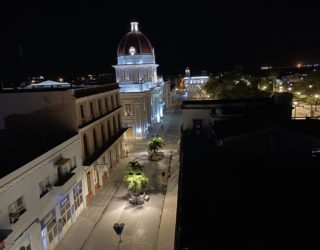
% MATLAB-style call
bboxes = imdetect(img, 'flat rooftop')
[0,129,76,179]
[0,83,119,98]
[178,120,320,249]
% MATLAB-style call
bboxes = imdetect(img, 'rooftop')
[178,118,320,249]
[0,83,119,98]
[0,129,76,179]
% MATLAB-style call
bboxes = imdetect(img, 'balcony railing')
[78,106,122,129]
[40,184,52,198]
[53,172,76,195]
[9,208,26,224]
[83,127,127,166]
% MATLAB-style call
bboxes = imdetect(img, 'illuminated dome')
[117,22,153,57]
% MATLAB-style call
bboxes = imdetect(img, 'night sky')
[1,0,320,82]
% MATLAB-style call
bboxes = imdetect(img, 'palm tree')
[148,137,165,155]
[123,160,149,196]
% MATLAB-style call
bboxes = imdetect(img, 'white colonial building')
[0,83,126,249]
[183,67,209,100]
[113,22,169,140]
[0,134,85,250]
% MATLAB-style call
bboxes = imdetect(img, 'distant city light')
[58,77,64,82]
[297,63,302,68]
[261,66,272,70]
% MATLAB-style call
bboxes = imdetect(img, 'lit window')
[73,182,83,210]
[124,104,133,116]
[60,196,71,225]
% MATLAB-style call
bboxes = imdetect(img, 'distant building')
[181,93,293,134]
[113,22,169,140]
[177,93,320,249]
[71,73,115,85]
[182,67,209,100]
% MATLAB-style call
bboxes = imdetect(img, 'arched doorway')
[86,171,92,204]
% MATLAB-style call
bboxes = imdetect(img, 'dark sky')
[1,0,320,82]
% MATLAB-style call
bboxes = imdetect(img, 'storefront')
[41,210,58,250]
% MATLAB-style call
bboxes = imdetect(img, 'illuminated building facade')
[0,84,126,249]
[0,84,126,201]
[113,22,167,140]
[0,135,84,250]
[183,67,209,99]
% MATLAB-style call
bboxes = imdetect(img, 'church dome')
[117,22,153,57]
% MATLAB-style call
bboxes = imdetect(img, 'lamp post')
[315,94,319,111]
[293,101,298,119]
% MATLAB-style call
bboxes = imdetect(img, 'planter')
[149,151,164,161]
[129,191,145,205]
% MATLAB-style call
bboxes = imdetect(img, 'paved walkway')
[55,106,181,250]
[292,103,320,119]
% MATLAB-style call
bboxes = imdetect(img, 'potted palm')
[148,137,165,160]
[123,160,149,204]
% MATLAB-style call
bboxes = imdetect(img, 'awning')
[0,228,13,241]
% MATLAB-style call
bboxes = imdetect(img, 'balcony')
[78,106,122,129]
[8,208,26,224]
[40,184,52,198]
[83,128,127,166]
[53,172,76,195]
[0,229,12,245]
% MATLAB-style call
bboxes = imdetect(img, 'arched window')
[107,120,112,137]
[90,102,94,115]
[118,114,122,128]
[101,124,105,143]
[113,116,118,132]
[83,134,89,158]
[93,129,98,151]
[105,97,109,112]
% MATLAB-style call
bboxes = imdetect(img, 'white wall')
[0,135,84,250]
[0,90,77,131]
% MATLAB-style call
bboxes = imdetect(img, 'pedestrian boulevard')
[55,107,181,250]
